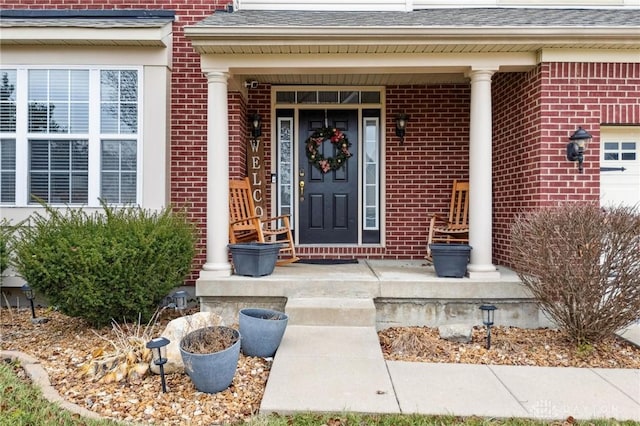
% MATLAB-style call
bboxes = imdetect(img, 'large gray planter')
[239,308,288,357]
[430,243,472,278]
[228,243,282,277]
[179,326,240,394]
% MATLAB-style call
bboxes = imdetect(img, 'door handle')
[299,180,305,198]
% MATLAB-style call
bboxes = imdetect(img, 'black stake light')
[479,304,497,349]
[21,284,36,319]
[146,337,170,393]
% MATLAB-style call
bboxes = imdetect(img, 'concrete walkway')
[260,325,640,422]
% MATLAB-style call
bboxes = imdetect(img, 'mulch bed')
[2,307,639,425]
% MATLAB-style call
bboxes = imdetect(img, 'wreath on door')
[305,127,352,173]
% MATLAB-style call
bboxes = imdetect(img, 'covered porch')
[197,259,549,330]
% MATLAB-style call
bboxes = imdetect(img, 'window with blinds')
[0,67,140,206]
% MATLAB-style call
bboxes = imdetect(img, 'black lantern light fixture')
[479,304,497,349]
[146,337,170,393]
[395,113,409,145]
[566,126,592,173]
[250,113,262,139]
[21,284,36,319]
[172,290,188,311]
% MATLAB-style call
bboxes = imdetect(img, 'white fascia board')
[200,51,537,73]
[539,48,640,62]
[0,23,173,47]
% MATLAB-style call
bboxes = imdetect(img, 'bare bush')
[511,203,640,345]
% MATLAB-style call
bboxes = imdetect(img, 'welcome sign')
[247,137,266,218]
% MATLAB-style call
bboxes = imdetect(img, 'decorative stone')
[438,324,473,343]
[150,312,224,374]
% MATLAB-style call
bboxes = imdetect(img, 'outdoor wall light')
[172,290,188,311]
[479,304,497,349]
[21,284,36,319]
[566,126,592,174]
[146,337,170,393]
[395,113,409,145]
[250,113,262,139]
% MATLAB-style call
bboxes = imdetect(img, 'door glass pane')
[318,91,338,103]
[297,91,317,104]
[363,117,379,230]
[278,117,294,228]
[340,91,359,104]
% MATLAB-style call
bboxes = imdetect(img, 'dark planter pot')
[179,326,241,394]
[430,243,472,278]
[239,308,288,357]
[228,243,282,277]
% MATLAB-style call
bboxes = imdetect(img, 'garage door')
[600,126,640,208]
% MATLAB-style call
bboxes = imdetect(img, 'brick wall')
[383,85,470,259]
[492,62,640,267]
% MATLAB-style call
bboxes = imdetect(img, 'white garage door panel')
[600,130,640,209]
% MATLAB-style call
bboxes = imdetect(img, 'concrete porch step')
[285,297,376,326]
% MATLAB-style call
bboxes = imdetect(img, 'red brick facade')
[3,1,639,282]
[493,63,640,265]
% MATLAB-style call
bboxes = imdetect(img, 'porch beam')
[200,52,537,73]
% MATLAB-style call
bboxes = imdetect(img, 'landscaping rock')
[438,324,473,343]
[150,312,224,374]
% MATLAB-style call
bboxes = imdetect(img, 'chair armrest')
[230,215,262,226]
[262,214,291,223]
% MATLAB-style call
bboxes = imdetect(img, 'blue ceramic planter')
[239,308,288,357]
[430,243,472,278]
[179,326,240,394]
[228,243,282,277]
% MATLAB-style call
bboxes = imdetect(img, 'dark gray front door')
[298,110,358,244]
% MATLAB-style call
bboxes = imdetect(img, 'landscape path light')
[21,284,36,319]
[479,304,497,349]
[21,284,49,324]
[172,290,188,311]
[146,337,170,393]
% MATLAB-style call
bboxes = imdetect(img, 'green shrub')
[0,218,10,274]
[511,203,640,345]
[12,201,197,327]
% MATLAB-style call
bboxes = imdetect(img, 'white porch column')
[199,71,232,277]
[467,69,500,279]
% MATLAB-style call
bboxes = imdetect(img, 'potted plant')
[239,308,288,357]
[429,243,472,278]
[179,326,241,393]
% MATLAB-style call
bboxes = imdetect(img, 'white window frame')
[0,65,142,207]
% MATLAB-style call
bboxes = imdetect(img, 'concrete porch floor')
[197,259,550,329]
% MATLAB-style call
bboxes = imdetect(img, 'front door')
[298,110,358,244]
